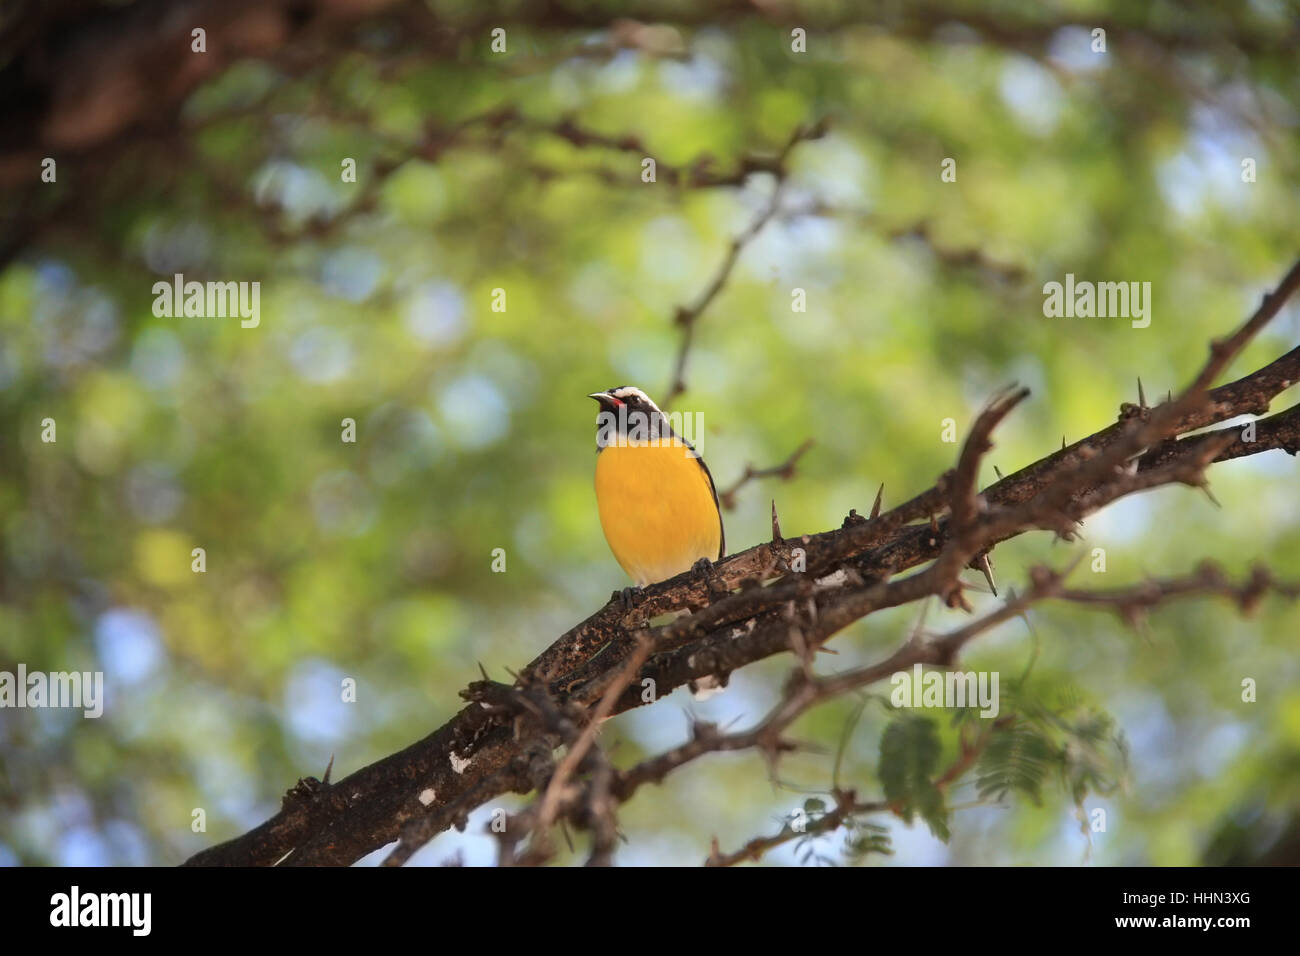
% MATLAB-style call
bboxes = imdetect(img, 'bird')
[588,386,725,588]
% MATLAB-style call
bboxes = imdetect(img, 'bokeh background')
[1,0,1298,866]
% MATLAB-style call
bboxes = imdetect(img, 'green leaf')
[976,723,1058,806]
[879,715,950,841]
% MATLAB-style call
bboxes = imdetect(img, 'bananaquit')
[589,386,725,587]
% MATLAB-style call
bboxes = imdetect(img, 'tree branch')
[663,119,829,406]
[717,439,815,511]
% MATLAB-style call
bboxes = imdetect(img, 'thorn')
[1199,482,1222,508]
[1061,435,1067,450]
[1166,389,1173,404]
[323,754,335,785]
[976,553,998,597]
[1137,377,1147,409]
[993,465,1003,479]
[870,483,884,519]
[478,661,491,682]
[771,499,782,541]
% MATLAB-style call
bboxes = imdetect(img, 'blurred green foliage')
[1,0,1298,866]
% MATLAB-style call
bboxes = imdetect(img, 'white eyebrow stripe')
[608,386,663,414]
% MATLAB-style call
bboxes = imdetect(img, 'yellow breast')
[594,439,723,587]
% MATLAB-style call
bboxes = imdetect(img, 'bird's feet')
[613,585,642,612]
[691,556,729,599]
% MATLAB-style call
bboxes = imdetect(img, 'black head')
[588,385,674,447]
[587,385,663,419]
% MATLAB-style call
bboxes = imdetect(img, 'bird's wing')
[694,452,726,560]
[660,412,726,561]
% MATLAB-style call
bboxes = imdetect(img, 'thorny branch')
[599,562,1295,866]
[185,256,1300,868]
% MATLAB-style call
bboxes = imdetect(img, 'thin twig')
[718,439,816,510]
